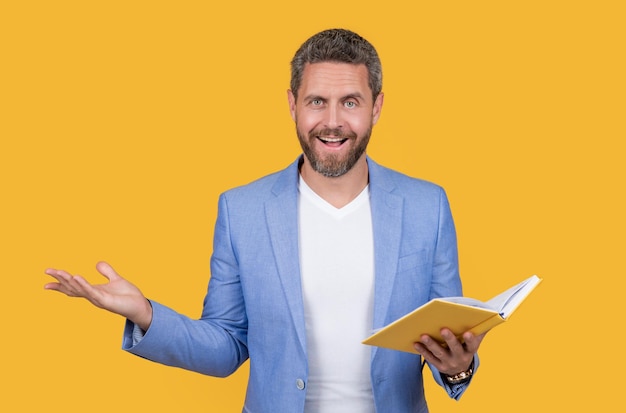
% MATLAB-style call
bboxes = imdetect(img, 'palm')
[86,271,142,311]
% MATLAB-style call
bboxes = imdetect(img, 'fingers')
[44,268,74,288]
[441,328,465,354]
[44,268,97,298]
[44,268,85,297]
[44,268,71,282]
[414,334,447,363]
[414,328,480,375]
[461,331,486,354]
[44,262,120,295]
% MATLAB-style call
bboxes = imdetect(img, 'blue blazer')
[123,156,477,413]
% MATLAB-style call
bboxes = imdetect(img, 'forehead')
[298,62,371,98]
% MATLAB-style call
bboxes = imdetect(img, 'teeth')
[319,137,344,143]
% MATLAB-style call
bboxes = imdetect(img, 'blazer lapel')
[368,158,404,349]
[264,158,307,354]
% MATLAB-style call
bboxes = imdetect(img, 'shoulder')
[368,158,446,198]
[219,157,300,204]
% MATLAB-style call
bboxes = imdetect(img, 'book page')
[440,296,495,310]
[485,275,542,317]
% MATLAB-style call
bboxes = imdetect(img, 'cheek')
[296,113,322,132]
[349,114,373,133]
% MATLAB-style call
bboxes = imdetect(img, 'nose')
[324,102,343,129]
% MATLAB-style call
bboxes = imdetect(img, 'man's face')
[288,62,383,178]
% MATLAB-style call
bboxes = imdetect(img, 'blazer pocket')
[397,250,428,273]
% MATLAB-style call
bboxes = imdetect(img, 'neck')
[299,155,369,209]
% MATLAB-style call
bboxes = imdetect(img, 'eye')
[311,99,323,106]
[344,101,356,108]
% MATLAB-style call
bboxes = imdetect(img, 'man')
[45,28,485,412]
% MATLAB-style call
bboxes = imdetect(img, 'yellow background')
[2,1,624,411]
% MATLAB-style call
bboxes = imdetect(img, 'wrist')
[131,299,153,331]
[444,361,474,385]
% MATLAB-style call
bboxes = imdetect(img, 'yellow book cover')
[362,275,542,353]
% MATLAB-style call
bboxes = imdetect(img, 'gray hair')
[290,28,383,101]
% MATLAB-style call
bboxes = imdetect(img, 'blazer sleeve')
[122,193,249,378]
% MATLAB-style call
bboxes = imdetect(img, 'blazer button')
[296,379,305,390]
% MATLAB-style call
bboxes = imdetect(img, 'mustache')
[309,128,357,139]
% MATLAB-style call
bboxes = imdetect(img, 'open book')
[362,275,542,353]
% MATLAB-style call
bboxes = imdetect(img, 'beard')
[297,126,372,178]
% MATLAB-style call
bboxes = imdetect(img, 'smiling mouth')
[317,136,348,146]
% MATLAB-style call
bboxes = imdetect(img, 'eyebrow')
[342,93,365,101]
[302,94,324,102]
[302,92,365,102]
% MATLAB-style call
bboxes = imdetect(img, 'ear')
[371,92,384,126]
[287,89,297,121]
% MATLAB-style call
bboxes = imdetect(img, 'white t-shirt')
[298,176,376,413]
